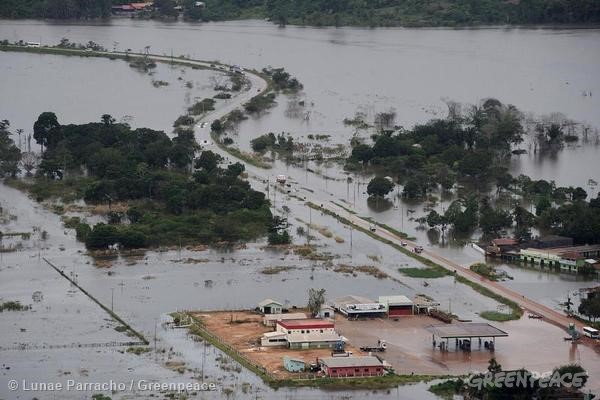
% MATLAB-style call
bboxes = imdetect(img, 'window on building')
[354,368,359,372]
[364,368,369,372]
[331,369,337,373]
[320,329,323,333]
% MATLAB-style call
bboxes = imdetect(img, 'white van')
[583,326,599,339]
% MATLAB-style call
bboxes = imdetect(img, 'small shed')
[318,304,335,319]
[258,298,283,315]
[261,331,287,347]
[283,356,306,372]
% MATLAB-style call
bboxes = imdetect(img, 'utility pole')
[201,341,206,384]
[154,317,158,360]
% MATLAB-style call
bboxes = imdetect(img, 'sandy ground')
[191,311,360,379]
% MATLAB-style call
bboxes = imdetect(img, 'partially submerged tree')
[307,288,326,316]
[367,176,394,198]
[0,120,22,178]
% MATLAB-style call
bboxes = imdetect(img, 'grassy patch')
[455,275,523,321]
[398,267,449,279]
[479,311,516,322]
[260,266,296,275]
[334,264,389,280]
[126,346,151,355]
[210,131,272,169]
[243,92,277,113]
[332,201,357,214]
[428,379,463,399]
[272,374,444,389]
[363,217,414,240]
[0,301,31,312]
[469,262,498,281]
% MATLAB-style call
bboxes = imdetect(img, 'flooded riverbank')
[1,20,599,398]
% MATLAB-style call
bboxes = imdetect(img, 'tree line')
[3,0,600,25]
[349,99,525,199]
[0,0,112,19]
[5,112,277,249]
[353,99,600,244]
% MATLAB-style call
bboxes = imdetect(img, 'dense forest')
[3,113,278,249]
[1,0,600,26]
[0,0,112,19]
[347,99,600,244]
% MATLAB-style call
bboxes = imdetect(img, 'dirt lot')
[190,310,600,391]
[190,310,359,379]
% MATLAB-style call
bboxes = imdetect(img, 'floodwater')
[1,19,600,398]
[0,51,223,134]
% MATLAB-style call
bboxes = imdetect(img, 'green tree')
[154,0,178,17]
[578,296,600,322]
[210,119,223,133]
[535,196,552,216]
[268,230,291,245]
[350,143,374,164]
[0,120,22,178]
[33,112,60,151]
[307,288,326,317]
[479,198,512,235]
[85,223,119,249]
[194,150,222,172]
[367,176,394,198]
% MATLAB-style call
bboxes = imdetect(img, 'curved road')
[8,47,592,340]
[156,50,594,339]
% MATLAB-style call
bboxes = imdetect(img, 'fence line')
[0,341,146,352]
[42,257,149,345]
[185,313,278,382]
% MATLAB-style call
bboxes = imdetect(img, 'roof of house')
[333,295,373,307]
[277,319,334,330]
[258,298,283,307]
[378,295,413,306]
[320,356,383,368]
[262,331,286,339]
[342,303,387,313]
[561,252,584,260]
[287,332,341,344]
[114,4,135,10]
[283,356,305,364]
[524,245,600,257]
[263,312,307,321]
[536,235,573,243]
[426,323,508,339]
[492,238,518,246]
[130,2,153,10]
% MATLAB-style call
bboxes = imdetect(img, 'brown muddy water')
[1,19,600,399]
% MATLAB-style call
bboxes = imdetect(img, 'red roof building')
[492,238,518,247]
[319,356,384,377]
[276,319,334,334]
[130,2,153,10]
